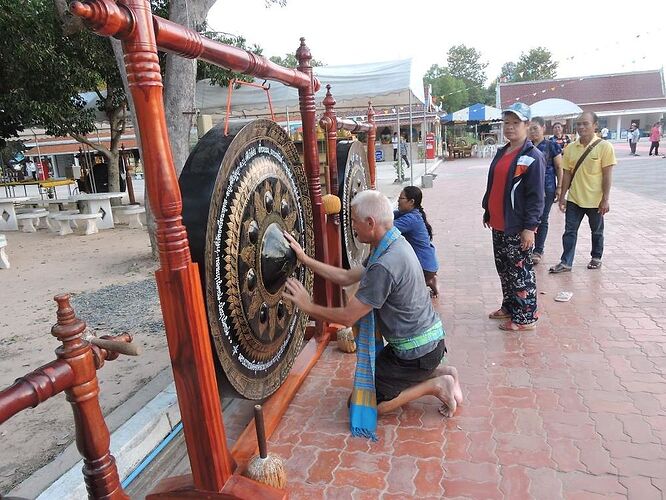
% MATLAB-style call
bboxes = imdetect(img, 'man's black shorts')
[375,339,447,403]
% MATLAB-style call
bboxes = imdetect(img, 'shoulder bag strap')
[571,138,602,181]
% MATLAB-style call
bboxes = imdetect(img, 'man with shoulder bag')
[549,111,616,273]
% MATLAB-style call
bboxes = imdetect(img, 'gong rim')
[180,119,314,400]
[337,140,371,269]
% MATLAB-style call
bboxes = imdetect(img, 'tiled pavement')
[266,154,666,499]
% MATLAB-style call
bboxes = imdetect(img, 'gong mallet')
[84,331,142,357]
[243,404,286,489]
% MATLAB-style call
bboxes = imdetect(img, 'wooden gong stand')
[319,85,376,307]
[67,0,374,498]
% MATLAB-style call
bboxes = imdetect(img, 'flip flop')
[555,291,573,302]
[499,320,537,331]
[488,308,511,320]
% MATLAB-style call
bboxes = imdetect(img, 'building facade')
[498,69,666,139]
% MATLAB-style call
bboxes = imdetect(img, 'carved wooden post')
[121,0,234,491]
[320,85,342,307]
[367,101,377,190]
[69,0,234,491]
[297,38,331,313]
[52,294,128,500]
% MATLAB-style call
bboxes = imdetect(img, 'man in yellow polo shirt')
[549,111,616,273]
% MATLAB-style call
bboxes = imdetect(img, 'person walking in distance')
[628,123,640,156]
[549,111,616,273]
[528,117,563,265]
[649,122,661,156]
[482,102,545,331]
[392,132,399,161]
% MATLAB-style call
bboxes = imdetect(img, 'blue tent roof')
[441,103,502,123]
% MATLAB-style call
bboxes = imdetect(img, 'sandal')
[549,263,572,274]
[587,259,602,269]
[532,252,542,264]
[488,308,511,320]
[499,320,537,331]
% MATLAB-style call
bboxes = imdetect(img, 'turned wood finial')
[323,84,336,110]
[367,100,375,121]
[296,37,311,69]
[52,294,87,354]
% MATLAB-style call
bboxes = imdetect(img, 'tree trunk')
[163,0,216,177]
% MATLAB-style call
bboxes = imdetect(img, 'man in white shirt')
[25,159,37,180]
[600,126,609,140]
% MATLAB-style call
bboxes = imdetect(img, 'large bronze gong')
[180,120,314,400]
[336,140,371,269]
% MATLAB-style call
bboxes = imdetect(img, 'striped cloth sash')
[349,226,401,440]
[388,321,444,352]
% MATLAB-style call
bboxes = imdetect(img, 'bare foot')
[435,366,463,405]
[434,374,457,417]
[449,366,464,405]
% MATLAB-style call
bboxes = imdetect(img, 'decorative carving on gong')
[336,140,371,269]
[180,120,314,399]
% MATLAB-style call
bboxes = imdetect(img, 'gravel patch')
[70,279,164,337]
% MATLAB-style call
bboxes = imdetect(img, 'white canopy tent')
[530,98,582,119]
[194,58,425,116]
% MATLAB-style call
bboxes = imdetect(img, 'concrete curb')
[8,368,178,499]
[35,383,179,500]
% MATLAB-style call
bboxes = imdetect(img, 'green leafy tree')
[444,45,488,107]
[0,0,128,190]
[446,45,487,87]
[500,61,517,82]
[424,65,469,113]
[514,47,558,82]
[269,53,323,68]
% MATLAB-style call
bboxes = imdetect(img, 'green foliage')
[424,45,489,112]
[514,47,558,82]
[0,0,123,144]
[197,31,264,86]
[446,44,488,88]
[269,53,324,68]
[500,61,517,82]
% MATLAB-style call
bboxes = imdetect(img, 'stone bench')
[112,205,146,229]
[15,209,49,233]
[54,213,102,236]
[47,209,80,233]
[0,234,9,269]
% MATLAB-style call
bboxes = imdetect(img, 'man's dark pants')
[560,200,604,266]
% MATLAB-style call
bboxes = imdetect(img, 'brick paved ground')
[267,153,666,499]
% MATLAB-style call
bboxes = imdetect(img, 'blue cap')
[502,102,531,121]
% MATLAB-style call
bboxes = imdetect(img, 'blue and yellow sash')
[349,226,401,440]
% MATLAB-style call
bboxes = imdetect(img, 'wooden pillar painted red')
[297,38,331,313]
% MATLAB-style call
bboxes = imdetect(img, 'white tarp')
[530,98,582,118]
[195,59,425,116]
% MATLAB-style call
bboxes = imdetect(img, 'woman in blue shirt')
[393,186,440,297]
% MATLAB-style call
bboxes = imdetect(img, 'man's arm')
[284,231,363,286]
[282,278,372,326]
[599,165,614,214]
[553,153,563,202]
[558,169,572,212]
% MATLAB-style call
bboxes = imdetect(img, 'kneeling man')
[282,190,461,435]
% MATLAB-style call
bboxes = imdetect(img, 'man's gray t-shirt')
[355,236,441,360]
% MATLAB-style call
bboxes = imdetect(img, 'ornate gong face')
[181,119,313,400]
[338,141,371,269]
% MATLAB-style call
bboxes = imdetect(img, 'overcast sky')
[208,0,666,86]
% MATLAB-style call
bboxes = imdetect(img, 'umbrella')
[530,98,582,118]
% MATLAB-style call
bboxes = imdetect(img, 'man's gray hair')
[350,190,393,226]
